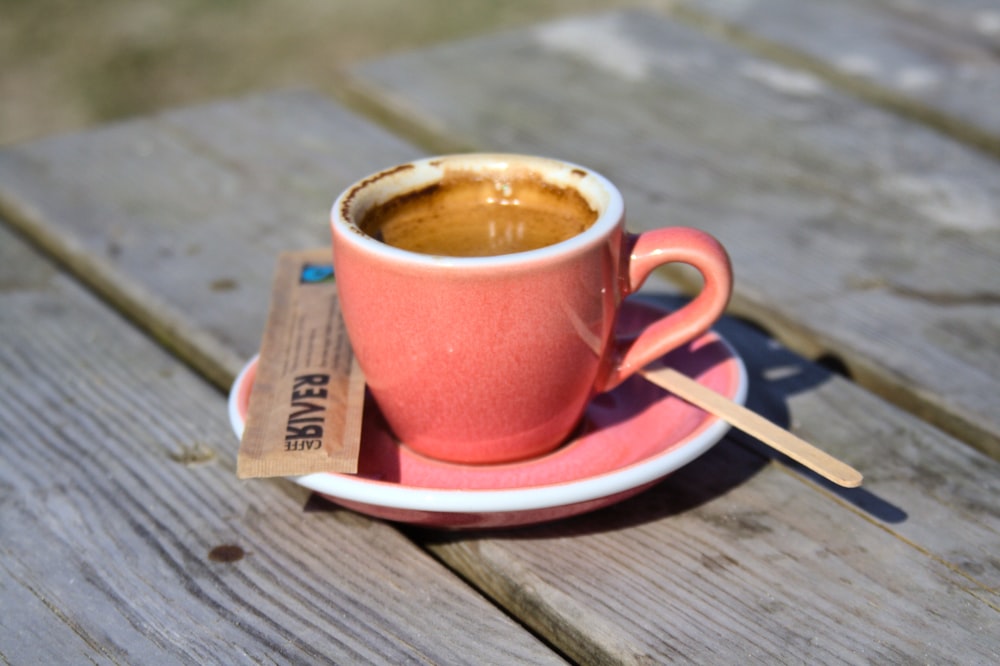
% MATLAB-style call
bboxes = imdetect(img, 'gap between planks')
[0,198,245,392]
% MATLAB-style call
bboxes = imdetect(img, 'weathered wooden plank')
[346,9,1000,459]
[425,485,999,663]
[2,87,998,662]
[0,225,564,664]
[657,285,1000,599]
[424,472,1000,664]
[338,14,1000,661]
[680,0,1000,156]
[418,290,1000,664]
[0,90,424,389]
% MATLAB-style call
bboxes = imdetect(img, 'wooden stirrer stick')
[640,366,863,488]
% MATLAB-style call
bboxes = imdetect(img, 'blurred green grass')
[1,0,666,145]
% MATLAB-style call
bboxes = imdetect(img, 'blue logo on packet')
[300,264,335,284]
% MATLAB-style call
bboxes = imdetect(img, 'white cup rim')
[331,153,625,269]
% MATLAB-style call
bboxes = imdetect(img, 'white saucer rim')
[228,332,747,515]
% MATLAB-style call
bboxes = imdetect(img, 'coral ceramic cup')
[331,154,732,465]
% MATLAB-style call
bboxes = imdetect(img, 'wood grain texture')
[0,90,425,389]
[417,293,1000,664]
[0,225,563,664]
[340,14,1000,661]
[2,86,998,662]
[680,0,1000,156]
[346,9,1000,459]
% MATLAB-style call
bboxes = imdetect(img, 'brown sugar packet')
[237,248,365,478]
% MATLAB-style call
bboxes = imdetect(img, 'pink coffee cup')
[331,154,732,465]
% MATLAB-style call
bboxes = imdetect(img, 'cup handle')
[600,227,733,392]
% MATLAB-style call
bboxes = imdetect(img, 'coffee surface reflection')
[359,173,598,257]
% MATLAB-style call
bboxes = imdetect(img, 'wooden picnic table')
[2,3,998,663]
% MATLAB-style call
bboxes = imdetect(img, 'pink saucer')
[229,300,747,529]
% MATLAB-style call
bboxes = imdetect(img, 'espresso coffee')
[359,172,598,257]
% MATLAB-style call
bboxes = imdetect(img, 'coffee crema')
[359,172,598,257]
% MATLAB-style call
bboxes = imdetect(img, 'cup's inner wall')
[336,155,620,264]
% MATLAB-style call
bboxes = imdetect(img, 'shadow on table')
[415,292,906,541]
